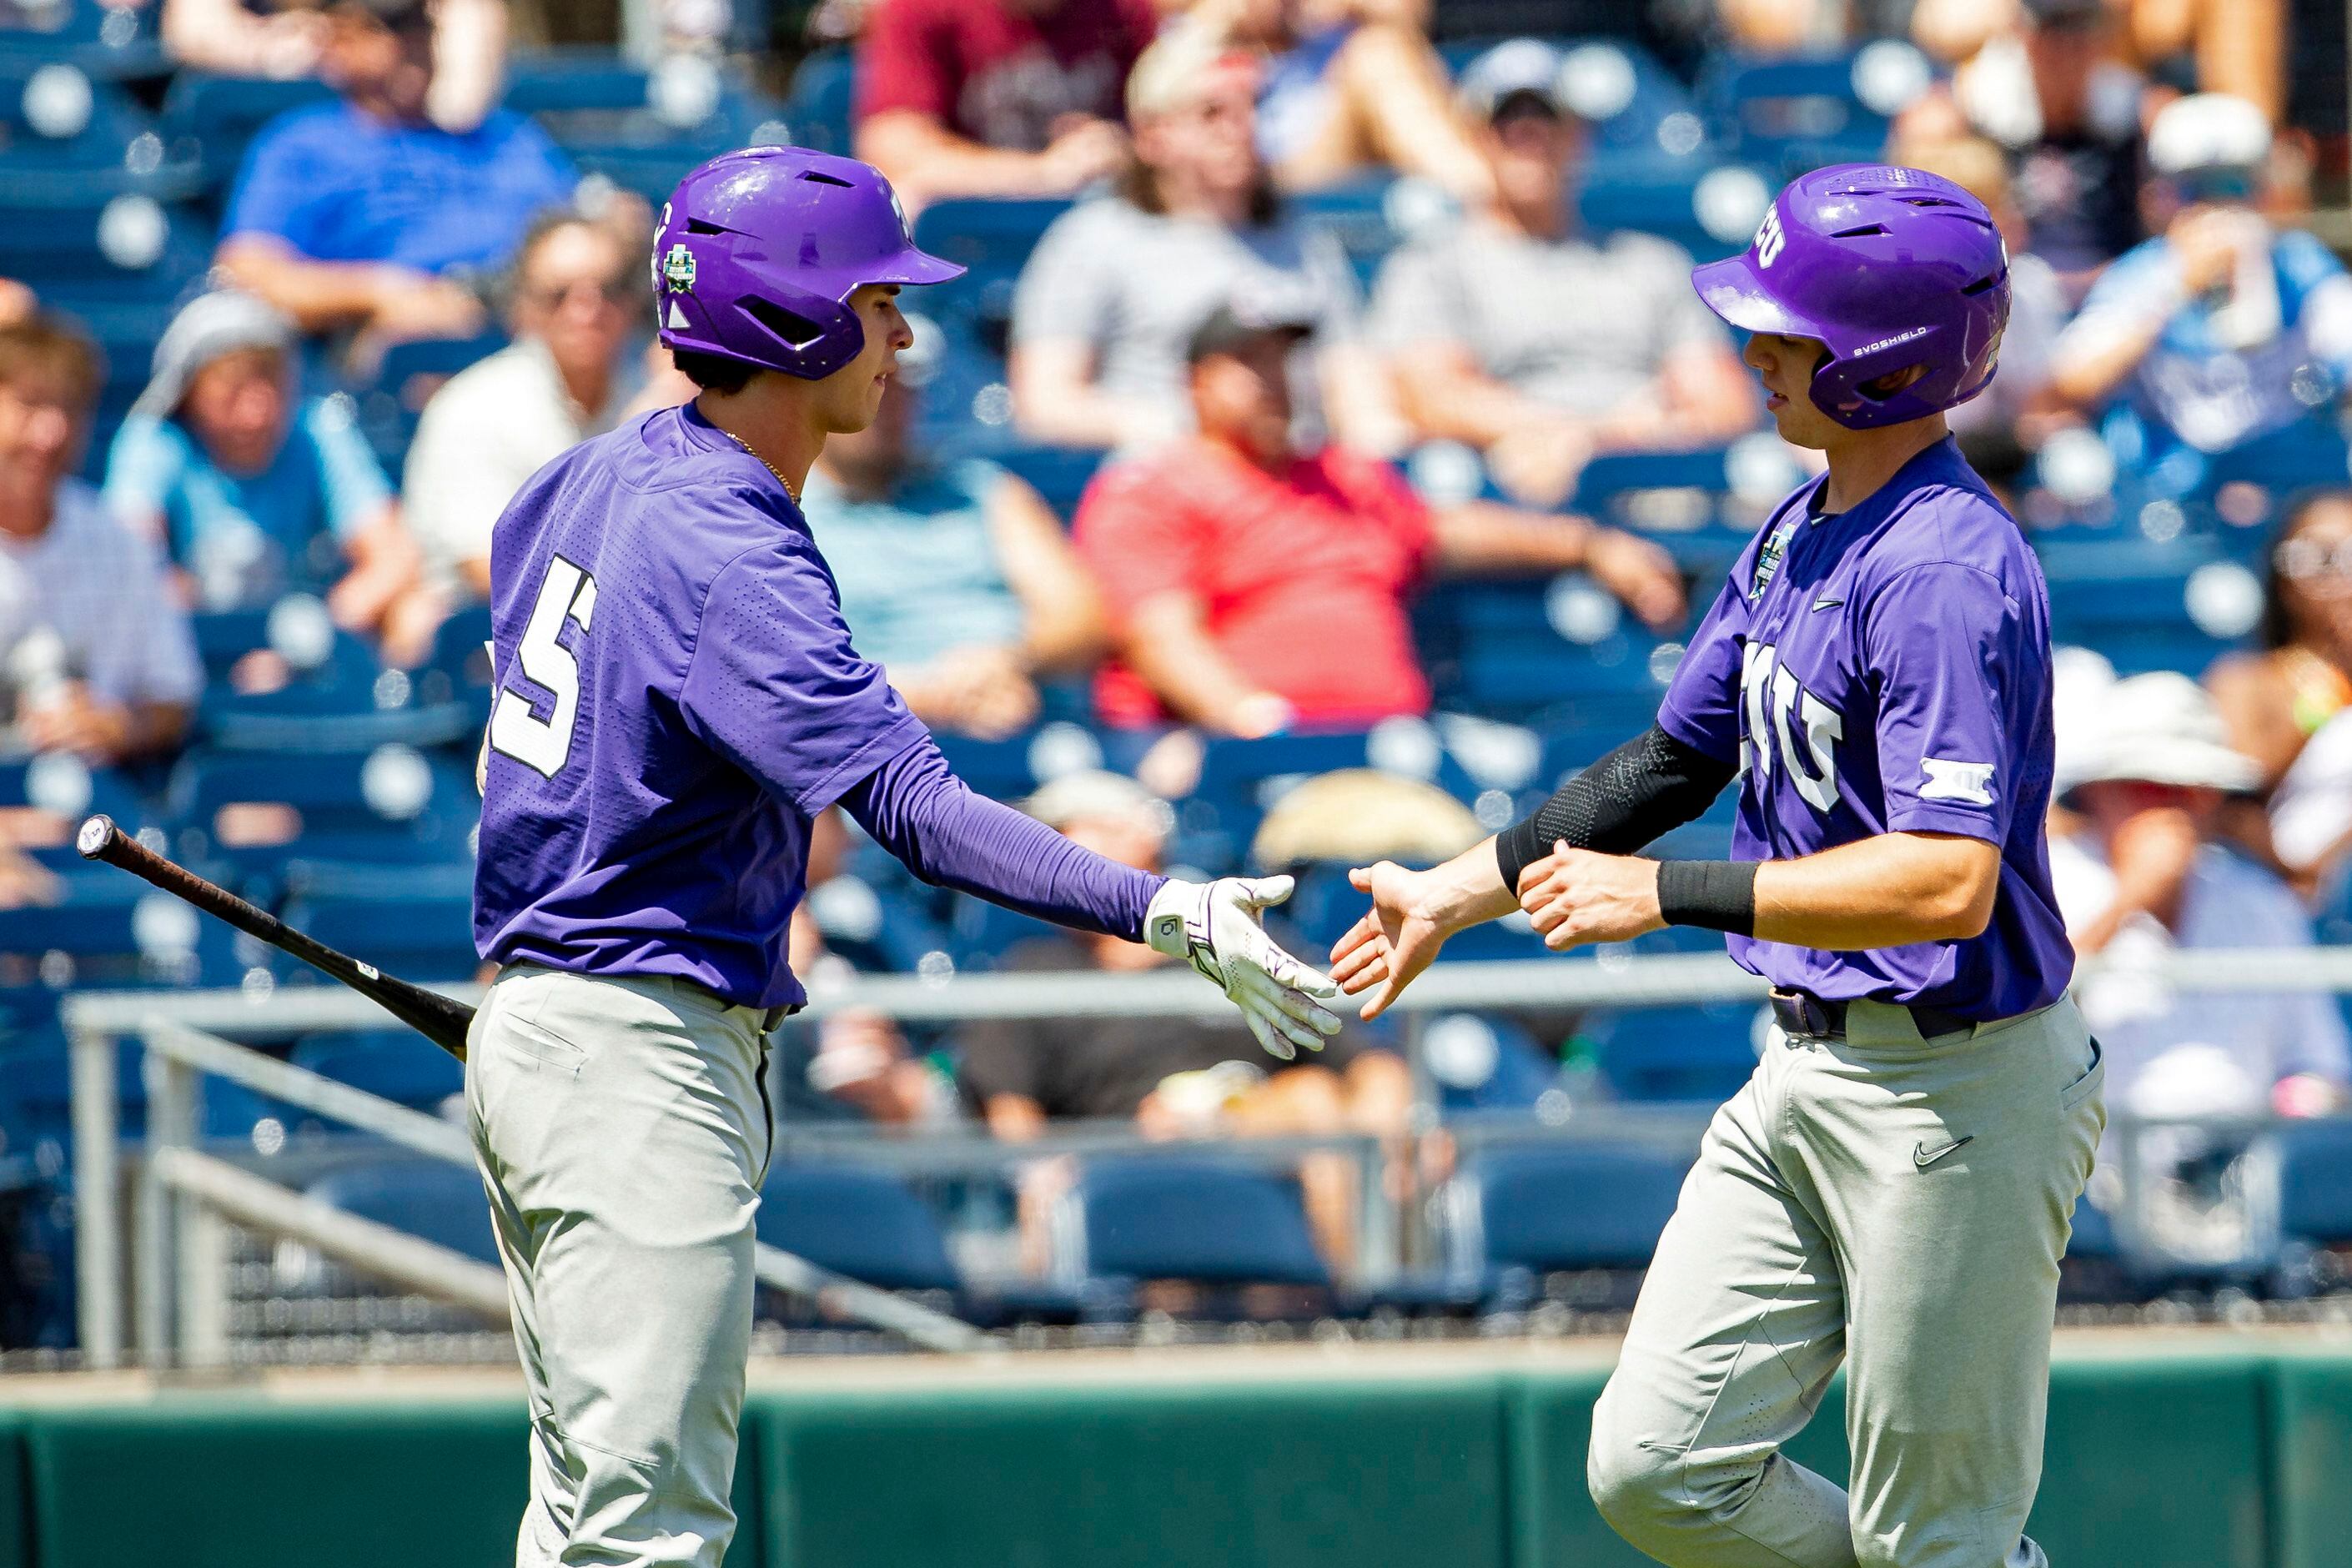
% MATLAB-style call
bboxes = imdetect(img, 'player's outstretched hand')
[1517,842,1666,951]
[1146,876,1344,1062]
[1330,861,1455,1022]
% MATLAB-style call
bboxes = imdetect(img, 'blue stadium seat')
[0,194,208,308]
[2038,535,2244,676]
[1289,175,1400,290]
[1696,50,1909,173]
[0,753,141,824]
[2065,1192,2118,1259]
[777,48,855,155]
[1072,1158,1329,1287]
[354,329,509,468]
[987,445,1104,521]
[0,0,169,78]
[280,888,480,983]
[158,72,337,192]
[0,64,199,203]
[1584,1002,1761,1102]
[2265,1118,2352,1245]
[502,48,666,113]
[306,1158,499,1265]
[1451,1142,1692,1292]
[756,1163,962,1293]
[289,1029,466,1115]
[168,746,478,859]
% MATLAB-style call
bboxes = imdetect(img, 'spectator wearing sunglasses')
[404,210,690,624]
[2209,490,2352,889]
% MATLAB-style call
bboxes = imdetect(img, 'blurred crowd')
[2,0,2351,1279]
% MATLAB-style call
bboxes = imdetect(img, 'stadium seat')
[2263,1118,2352,1246]
[158,71,337,192]
[777,48,855,155]
[1697,48,1922,173]
[0,193,208,309]
[305,1158,499,1266]
[756,1163,962,1294]
[0,0,168,78]
[279,888,480,984]
[354,329,510,468]
[0,64,199,204]
[1584,1002,1761,1103]
[289,1030,465,1117]
[1446,1141,1692,1304]
[986,445,1104,521]
[167,746,478,861]
[1067,1158,1330,1288]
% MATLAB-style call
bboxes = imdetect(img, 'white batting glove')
[1145,875,1345,1061]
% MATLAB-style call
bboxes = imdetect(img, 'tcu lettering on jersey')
[1739,641,1842,812]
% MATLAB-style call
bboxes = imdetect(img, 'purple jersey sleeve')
[1656,572,1752,766]
[842,740,1164,942]
[676,537,927,817]
[1863,561,2020,843]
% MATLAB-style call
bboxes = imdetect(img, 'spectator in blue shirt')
[214,0,575,355]
[103,292,428,656]
[2048,93,2352,470]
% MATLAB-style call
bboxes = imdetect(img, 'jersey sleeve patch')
[1920,757,1996,806]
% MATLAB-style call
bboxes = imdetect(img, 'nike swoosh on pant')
[1913,1135,1974,1168]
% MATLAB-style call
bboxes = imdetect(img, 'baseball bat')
[74,815,474,1060]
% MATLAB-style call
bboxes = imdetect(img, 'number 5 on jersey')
[490,556,599,777]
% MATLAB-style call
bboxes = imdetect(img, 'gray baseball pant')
[1588,996,2104,1568]
[466,963,776,1568]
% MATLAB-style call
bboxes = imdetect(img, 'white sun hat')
[2066,670,2261,793]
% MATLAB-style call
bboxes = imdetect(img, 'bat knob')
[75,815,118,860]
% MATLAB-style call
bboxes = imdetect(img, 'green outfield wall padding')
[0,1415,29,1568]
[0,1348,2341,1568]
[1511,1355,2271,1568]
[2267,1353,2352,1568]
[17,1396,766,1568]
[750,1375,1512,1568]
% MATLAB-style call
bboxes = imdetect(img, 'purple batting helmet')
[1691,164,2009,430]
[651,147,964,381]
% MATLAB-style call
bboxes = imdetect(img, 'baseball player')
[468,147,1342,1568]
[1332,165,2103,1567]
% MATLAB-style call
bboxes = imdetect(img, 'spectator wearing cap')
[162,0,507,133]
[1008,29,1399,455]
[403,211,690,621]
[103,292,426,653]
[1906,0,2148,283]
[0,315,199,766]
[2051,669,2349,1123]
[1175,0,1488,199]
[1369,40,1755,508]
[214,0,575,353]
[2052,667,2345,1259]
[852,0,1154,209]
[798,341,1107,741]
[1073,299,1684,736]
[2209,491,2352,888]
[2047,93,2352,469]
[957,768,1410,1271]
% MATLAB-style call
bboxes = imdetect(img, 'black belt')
[1769,989,1973,1042]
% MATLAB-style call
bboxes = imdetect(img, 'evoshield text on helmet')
[651,147,965,382]
[1691,164,2011,431]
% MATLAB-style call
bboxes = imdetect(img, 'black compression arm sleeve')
[1494,725,1738,890]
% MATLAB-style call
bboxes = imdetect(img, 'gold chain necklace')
[724,430,802,505]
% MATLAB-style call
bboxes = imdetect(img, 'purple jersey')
[1657,437,2073,1020]
[475,403,926,1010]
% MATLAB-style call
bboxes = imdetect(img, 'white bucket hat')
[2063,670,2261,794]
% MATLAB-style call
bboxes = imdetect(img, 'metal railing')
[58,944,2352,1369]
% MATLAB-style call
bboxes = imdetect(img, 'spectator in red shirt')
[853,0,1157,209]
[1076,296,1687,736]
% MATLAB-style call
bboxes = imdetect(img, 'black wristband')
[1656,859,1758,937]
